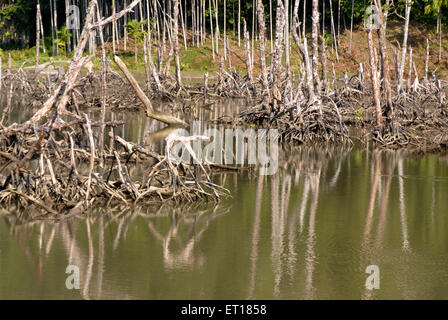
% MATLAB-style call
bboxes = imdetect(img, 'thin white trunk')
[124,0,128,51]
[270,0,273,53]
[53,0,59,55]
[302,0,306,36]
[238,0,241,47]
[424,38,429,80]
[256,0,271,104]
[329,0,339,61]
[397,0,411,92]
[50,0,55,55]
[243,20,253,82]
[311,0,320,91]
[349,0,354,54]
[65,0,71,53]
[40,3,46,53]
[179,0,187,49]
[112,0,116,54]
[36,4,41,68]
[224,0,227,60]
[337,0,341,45]
[285,0,290,76]
[293,0,315,101]
[173,0,182,87]
[0,57,2,101]
[214,0,219,54]
[209,0,215,59]
[439,11,442,63]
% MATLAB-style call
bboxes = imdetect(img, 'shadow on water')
[1,143,448,299]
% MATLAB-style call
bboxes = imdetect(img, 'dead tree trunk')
[224,0,227,60]
[3,2,96,134]
[329,0,339,61]
[374,0,394,120]
[407,47,413,89]
[284,0,290,76]
[243,20,254,83]
[53,0,59,55]
[0,57,2,101]
[424,38,429,80]
[143,35,151,92]
[95,2,107,159]
[35,4,41,69]
[271,0,286,107]
[214,0,220,54]
[179,0,187,49]
[293,1,315,102]
[50,0,55,56]
[114,56,187,126]
[124,0,128,51]
[311,0,321,93]
[397,0,411,92]
[112,0,117,54]
[65,0,71,54]
[1,0,144,135]
[272,0,286,69]
[39,2,46,54]
[321,34,328,91]
[238,0,241,47]
[173,0,182,88]
[438,9,442,63]
[367,27,383,125]
[349,0,354,54]
[256,0,271,105]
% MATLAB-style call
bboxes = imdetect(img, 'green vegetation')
[125,19,147,63]
[1,1,448,50]
[0,0,447,79]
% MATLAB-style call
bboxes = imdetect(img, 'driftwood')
[113,56,187,126]
[0,0,228,216]
[1,0,448,220]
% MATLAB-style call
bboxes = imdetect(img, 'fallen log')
[113,56,187,127]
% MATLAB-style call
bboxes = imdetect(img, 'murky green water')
[1,146,448,299]
[1,96,448,299]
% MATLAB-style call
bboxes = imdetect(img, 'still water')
[1,99,448,299]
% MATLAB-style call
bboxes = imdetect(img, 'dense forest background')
[0,0,447,50]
